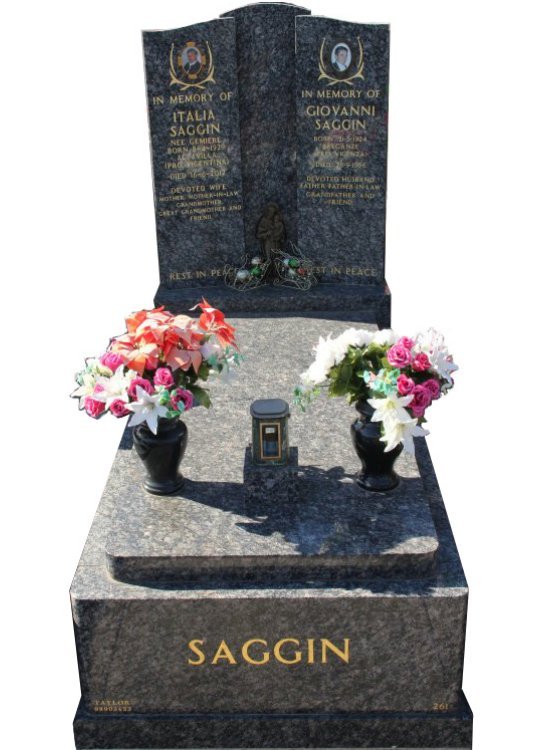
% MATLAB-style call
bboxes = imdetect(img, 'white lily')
[71,372,97,408]
[126,386,169,435]
[93,369,133,408]
[368,393,414,426]
[382,418,429,454]
[368,393,429,454]
[431,350,459,384]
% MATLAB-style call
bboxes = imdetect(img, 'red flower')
[193,298,238,350]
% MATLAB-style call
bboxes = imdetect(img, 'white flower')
[71,372,97,408]
[368,393,414,426]
[368,393,429,453]
[333,327,374,360]
[414,328,458,384]
[126,386,169,435]
[431,350,458,384]
[200,341,222,360]
[373,329,397,346]
[85,357,113,377]
[93,370,132,408]
[382,418,429,454]
[301,359,328,386]
[415,328,446,354]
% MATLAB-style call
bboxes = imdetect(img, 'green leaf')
[189,384,212,409]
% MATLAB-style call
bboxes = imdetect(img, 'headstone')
[150,5,391,323]
[221,3,310,252]
[143,19,245,289]
[296,17,390,283]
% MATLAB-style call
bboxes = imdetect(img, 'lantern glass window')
[260,422,281,460]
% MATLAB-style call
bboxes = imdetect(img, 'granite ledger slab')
[71,315,472,748]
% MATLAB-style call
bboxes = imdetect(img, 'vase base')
[356,473,400,492]
[143,475,185,496]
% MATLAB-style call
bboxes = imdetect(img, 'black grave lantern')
[250,399,290,466]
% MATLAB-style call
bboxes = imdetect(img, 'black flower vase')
[132,417,187,495]
[351,402,403,492]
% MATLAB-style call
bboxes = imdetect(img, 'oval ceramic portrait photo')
[181,45,202,75]
[331,42,351,73]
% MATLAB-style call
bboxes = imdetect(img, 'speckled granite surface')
[221,3,310,249]
[104,322,438,585]
[154,281,391,324]
[71,315,470,743]
[143,19,246,287]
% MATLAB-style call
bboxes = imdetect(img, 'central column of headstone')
[221,3,310,253]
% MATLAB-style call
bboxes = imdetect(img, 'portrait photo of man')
[331,43,351,72]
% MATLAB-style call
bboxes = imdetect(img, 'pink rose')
[386,343,412,368]
[397,336,415,350]
[412,352,431,372]
[397,374,415,396]
[410,384,432,418]
[127,377,154,400]
[109,399,130,418]
[84,395,105,418]
[423,378,441,400]
[171,388,194,412]
[100,352,124,372]
[153,367,175,388]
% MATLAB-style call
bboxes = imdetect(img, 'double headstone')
[143,3,391,323]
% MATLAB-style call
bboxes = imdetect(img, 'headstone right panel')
[296,18,389,284]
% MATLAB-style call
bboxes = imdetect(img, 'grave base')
[74,692,473,749]
[154,282,391,328]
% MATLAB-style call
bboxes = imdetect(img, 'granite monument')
[147,3,391,324]
[71,4,472,749]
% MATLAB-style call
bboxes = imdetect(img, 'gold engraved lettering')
[274,638,302,665]
[211,640,237,665]
[321,638,350,664]
[187,639,206,665]
[241,639,270,665]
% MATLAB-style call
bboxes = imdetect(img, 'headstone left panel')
[143,19,245,289]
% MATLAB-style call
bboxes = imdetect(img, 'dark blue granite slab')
[104,428,438,585]
[221,3,311,251]
[296,17,390,284]
[71,316,469,722]
[143,19,245,288]
[74,692,473,748]
[154,280,391,325]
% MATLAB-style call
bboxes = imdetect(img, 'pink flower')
[410,384,432,418]
[397,336,415,350]
[153,367,175,388]
[423,378,441,400]
[412,352,431,372]
[397,374,415,396]
[84,395,105,418]
[386,343,412,368]
[100,352,124,373]
[109,399,130,418]
[127,377,154,400]
[171,388,194,412]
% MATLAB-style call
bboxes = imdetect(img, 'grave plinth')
[71,316,472,749]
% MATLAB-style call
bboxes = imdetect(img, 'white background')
[1,1,538,748]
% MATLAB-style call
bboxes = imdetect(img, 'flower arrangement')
[294,327,457,454]
[72,300,241,433]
